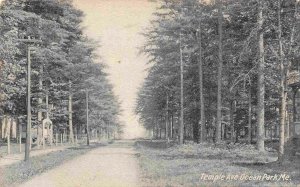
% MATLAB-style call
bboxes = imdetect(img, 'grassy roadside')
[135,140,300,187]
[0,142,25,157]
[0,142,105,187]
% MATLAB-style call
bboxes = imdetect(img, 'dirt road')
[19,140,140,187]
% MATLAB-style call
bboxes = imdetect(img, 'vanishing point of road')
[19,140,140,187]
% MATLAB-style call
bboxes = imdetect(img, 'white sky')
[72,0,157,139]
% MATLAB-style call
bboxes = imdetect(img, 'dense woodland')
[0,0,122,147]
[136,0,300,161]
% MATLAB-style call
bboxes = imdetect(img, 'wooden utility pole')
[257,0,265,152]
[216,0,223,143]
[18,37,41,161]
[25,45,32,161]
[86,89,90,146]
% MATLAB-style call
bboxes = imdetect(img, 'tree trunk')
[278,0,286,163]
[75,124,78,143]
[42,119,45,149]
[152,126,155,139]
[86,90,90,146]
[156,118,159,139]
[160,128,162,139]
[56,133,58,146]
[248,85,252,144]
[50,124,53,146]
[64,129,66,142]
[221,123,224,140]
[6,117,11,154]
[230,101,235,142]
[170,114,173,139]
[285,110,290,141]
[19,118,22,153]
[179,33,184,145]
[166,93,169,141]
[37,65,43,149]
[216,0,223,143]
[236,127,240,143]
[69,81,74,144]
[193,122,199,143]
[285,0,299,77]
[43,91,50,149]
[60,133,63,146]
[47,125,50,146]
[256,0,265,152]
[198,20,206,143]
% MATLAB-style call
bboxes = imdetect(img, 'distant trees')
[136,0,300,159]
[0,0,122,147]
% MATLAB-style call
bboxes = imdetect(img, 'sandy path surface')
[19,140,140,187]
